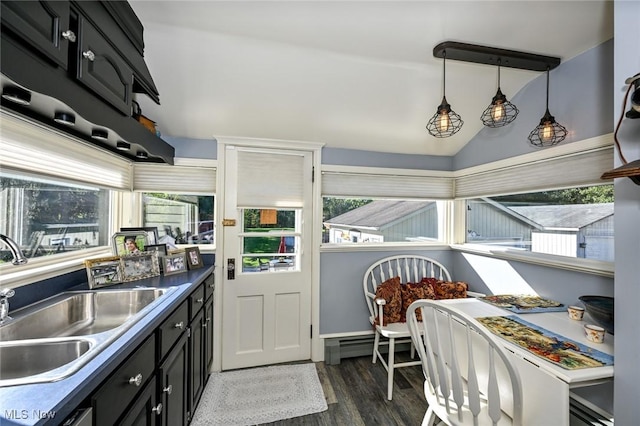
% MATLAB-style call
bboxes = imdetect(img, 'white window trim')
[452,135,615,278]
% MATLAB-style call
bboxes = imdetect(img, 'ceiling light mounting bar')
[433,41,561,72]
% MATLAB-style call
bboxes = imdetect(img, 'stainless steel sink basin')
[0,286,176,387]
[0,339,91,380]
[1,288,168,341]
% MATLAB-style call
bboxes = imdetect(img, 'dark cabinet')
[76,15,133,115]
[92,335,156,426]
[189,308,205,419]
[159,332,189,426]
[204,295,214,372]
[87,275,214,425]
[119,377,160,426]
[0,1,71,68]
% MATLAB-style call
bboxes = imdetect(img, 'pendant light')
[481,60,519,127]
[426,51,463,138]
[528,67,567,147]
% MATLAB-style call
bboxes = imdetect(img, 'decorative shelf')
[601,159,640,185]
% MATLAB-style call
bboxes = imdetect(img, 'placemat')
[477,315,614,370]
[478,294,567,313]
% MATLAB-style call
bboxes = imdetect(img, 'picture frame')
[185,246,203,270]
[120,227,159,246]
[163,252,188,276]
[112,232,148,256]
[120,251,161,282]
[144,243,168,256]
[145,244,168,272]
[85,256,123,289]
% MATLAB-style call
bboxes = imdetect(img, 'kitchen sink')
[0,286,176,387]
[0,288,169,341]
[0,339,91,380]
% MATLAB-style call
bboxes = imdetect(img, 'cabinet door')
[159,332,189,426]
[92,335,156,426]
[0,0,70,68]
[118,377,159,426]
[204,296,214,372]
[76,15,132,115]
[189,309,205,416]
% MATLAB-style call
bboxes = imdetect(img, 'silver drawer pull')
[61,30,76,42]
[196,298,204,304]
[82,50,95,61]
[174,321,184,329]
[202,323,207,328]
[163,385,173,395]
[152,403,163,415]
[128,373,143,387]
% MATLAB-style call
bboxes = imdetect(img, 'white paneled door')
[221,145,313,370]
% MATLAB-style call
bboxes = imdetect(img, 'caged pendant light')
[481,60,519,127]
[426,51,463,138]
[528,67,567,147]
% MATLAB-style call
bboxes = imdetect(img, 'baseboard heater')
[569,394,614,426]
[323,335,412,365]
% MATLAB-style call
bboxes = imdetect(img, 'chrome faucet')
[0,234,28,265]
[0,288,15,323]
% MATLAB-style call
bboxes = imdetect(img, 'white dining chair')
[363,255,451,401]
[407,299,524,426]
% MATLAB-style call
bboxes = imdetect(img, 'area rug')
[190,363,328,425]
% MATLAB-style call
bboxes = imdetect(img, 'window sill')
[0,247,112,289]
[450,244,614,278]
[320,242,450,253]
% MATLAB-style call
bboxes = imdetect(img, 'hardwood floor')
[262,353,427,426]
[259,353,612,426]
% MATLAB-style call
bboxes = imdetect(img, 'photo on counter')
[185,246,203,270]
[112,232,148,256]
[85,256,123,289]
[120,251,160,282]
[120,227,159,246]
[163,252,188,276]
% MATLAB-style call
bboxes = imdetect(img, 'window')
[465,185,614,262]
[240,208,299,273]
[0,171,110,263]
[323,197,442,244]
[142,193,215,245]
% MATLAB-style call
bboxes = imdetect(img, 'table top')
[441,298,614,386]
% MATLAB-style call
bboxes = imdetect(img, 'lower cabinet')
[88,276,214,425]
[189,307,205,420]
[159,332,189,426]
[119,377,159,426]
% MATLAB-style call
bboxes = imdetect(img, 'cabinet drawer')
[204,273,215,302]
[92,334,156,426]
[158,300,188,362]
[189,283,206,321]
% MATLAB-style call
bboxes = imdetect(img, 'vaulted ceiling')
[130,1,613,157]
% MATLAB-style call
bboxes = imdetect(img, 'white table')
[440,298,614,426]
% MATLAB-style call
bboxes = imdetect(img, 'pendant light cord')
[545,67,550,110]
[497,59,501,88]
[442,51,447,97]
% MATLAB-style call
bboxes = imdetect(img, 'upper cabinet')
[0,1,71,69]
[77,15,133,115]
[0,0,174,164]
[1,0,158,115]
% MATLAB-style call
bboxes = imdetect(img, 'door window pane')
[142,193,215,245]
[466,185,614,261]
[240,208,298,273]
[0,171,109,263]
